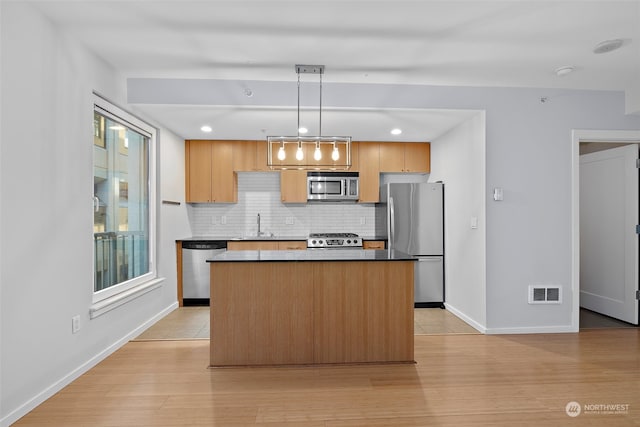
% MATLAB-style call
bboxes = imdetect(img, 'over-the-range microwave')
[307,172,359,202]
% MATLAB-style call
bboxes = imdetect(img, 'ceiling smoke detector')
[593,39,624,54]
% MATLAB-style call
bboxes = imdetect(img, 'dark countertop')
[178,235,387,242]
[207,249,415,262]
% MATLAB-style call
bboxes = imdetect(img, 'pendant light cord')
[319,71,322,137]
[297,71,301,138]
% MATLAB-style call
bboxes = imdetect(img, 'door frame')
[571,129,640,331]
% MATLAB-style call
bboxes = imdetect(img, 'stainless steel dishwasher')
[182,240,227,306]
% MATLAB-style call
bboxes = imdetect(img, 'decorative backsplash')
[187,172,377,238]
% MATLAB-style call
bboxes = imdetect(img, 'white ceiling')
[31,0,640,141]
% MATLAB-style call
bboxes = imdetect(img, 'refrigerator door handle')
[389,196,395,243]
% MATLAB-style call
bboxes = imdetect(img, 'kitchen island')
[207,249,416,367]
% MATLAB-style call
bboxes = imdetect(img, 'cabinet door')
[349,141,359,171]
[227,241,279,250]
[363,240,385,250]
[255,141,270,171]
[280,170,308,203]
[211,141,237,203]
[232,140,256,172]
[185,140,213,202]
[404,142,430,173]
[379,142,405,172]
[278,241,307,250]
[357,142,380,203]
[233,140,271,172]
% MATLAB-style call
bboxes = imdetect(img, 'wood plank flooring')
[14,329,640,426]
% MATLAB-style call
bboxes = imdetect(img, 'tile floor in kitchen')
[134,306,636,341]
[134,307,479,341]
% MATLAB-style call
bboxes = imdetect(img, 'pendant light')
[267,65,351,169]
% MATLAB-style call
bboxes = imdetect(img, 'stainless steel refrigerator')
[377,182,444,307]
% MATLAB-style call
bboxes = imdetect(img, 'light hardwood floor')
[14,329,640,426]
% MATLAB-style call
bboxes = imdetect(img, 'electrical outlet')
[360,217,366,225]
[221,215,227,225]
[285,217,295,225]
[71,315,80,334]
[211,216,219,225]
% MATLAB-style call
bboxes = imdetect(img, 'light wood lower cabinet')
[210,260,414,366]
[210,262,314,366]
[227,240,306,251]
[313,261,414,364]
[363,240,385,250]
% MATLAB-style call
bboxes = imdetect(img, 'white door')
[580,144,639,325]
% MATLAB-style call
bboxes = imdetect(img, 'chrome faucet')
[257,213,262,236]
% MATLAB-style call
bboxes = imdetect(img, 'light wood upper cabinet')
[379,142,430,173]
[404,142,430,173]
[379,143,405,172]
[233,140,270,172]
[280,169,308,203]
[185,140,213,202]
[349,141,359,171]
[357,142,381,203]
[185,140,237,203]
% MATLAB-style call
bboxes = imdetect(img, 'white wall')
[429,113,486,331]
[0,4,187,425]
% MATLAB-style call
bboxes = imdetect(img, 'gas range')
[307,233,363,249]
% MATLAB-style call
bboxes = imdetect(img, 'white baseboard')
[444,303,487,333]
[484,324,578,334]
[1,302,179,427]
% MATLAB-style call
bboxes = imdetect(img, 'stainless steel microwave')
[307,172,359,202]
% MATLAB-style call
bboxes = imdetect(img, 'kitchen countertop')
[207,249,414,262]
[178,235,387,242]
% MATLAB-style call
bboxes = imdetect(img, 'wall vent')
[528,285,562,304]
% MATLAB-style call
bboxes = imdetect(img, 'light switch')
[470,216,478,229]
[493,187,504,201]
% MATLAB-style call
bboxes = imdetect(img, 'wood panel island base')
[208,250,416,367]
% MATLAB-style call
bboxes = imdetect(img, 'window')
[93,95,156,302]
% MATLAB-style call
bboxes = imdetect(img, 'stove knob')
[311,240,316,245]
[319,239,324,245]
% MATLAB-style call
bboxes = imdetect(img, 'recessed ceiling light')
[200,125,212,133]
[593,39,624,54]
[244,88,253,97]
[298,127,308,134]
[555,66,575,77]
[391,128,402,135]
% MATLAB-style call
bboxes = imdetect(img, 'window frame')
[92,94,157,304]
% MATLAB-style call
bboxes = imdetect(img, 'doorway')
[572,130,640,330]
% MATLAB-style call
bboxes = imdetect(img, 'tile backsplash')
[187,172,377,238]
